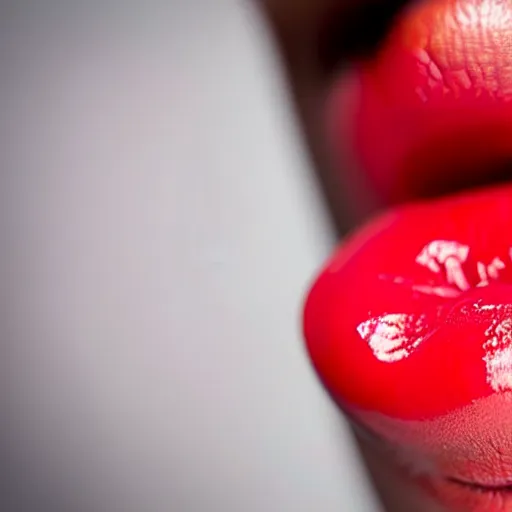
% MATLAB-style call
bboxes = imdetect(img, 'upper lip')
[327,0,512,204]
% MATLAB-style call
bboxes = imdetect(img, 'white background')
[0,2,381,511]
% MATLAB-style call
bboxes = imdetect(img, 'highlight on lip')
[357,240,512,391]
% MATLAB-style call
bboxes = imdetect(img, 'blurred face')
[261,1,512,511]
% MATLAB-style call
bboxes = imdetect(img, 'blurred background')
[0,2,382,510]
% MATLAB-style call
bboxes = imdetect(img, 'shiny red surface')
[304,184,512,420]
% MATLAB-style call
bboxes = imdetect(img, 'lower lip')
[303,184,512,510]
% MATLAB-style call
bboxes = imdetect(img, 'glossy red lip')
[306,0,512,509]
[304,185,512,420]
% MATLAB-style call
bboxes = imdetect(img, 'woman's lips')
[303,186,512,509]
[309,0,512,507]
[328,0,512,203]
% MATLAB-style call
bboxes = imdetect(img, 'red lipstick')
[305,184,512,419]
[305,0,512,510]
